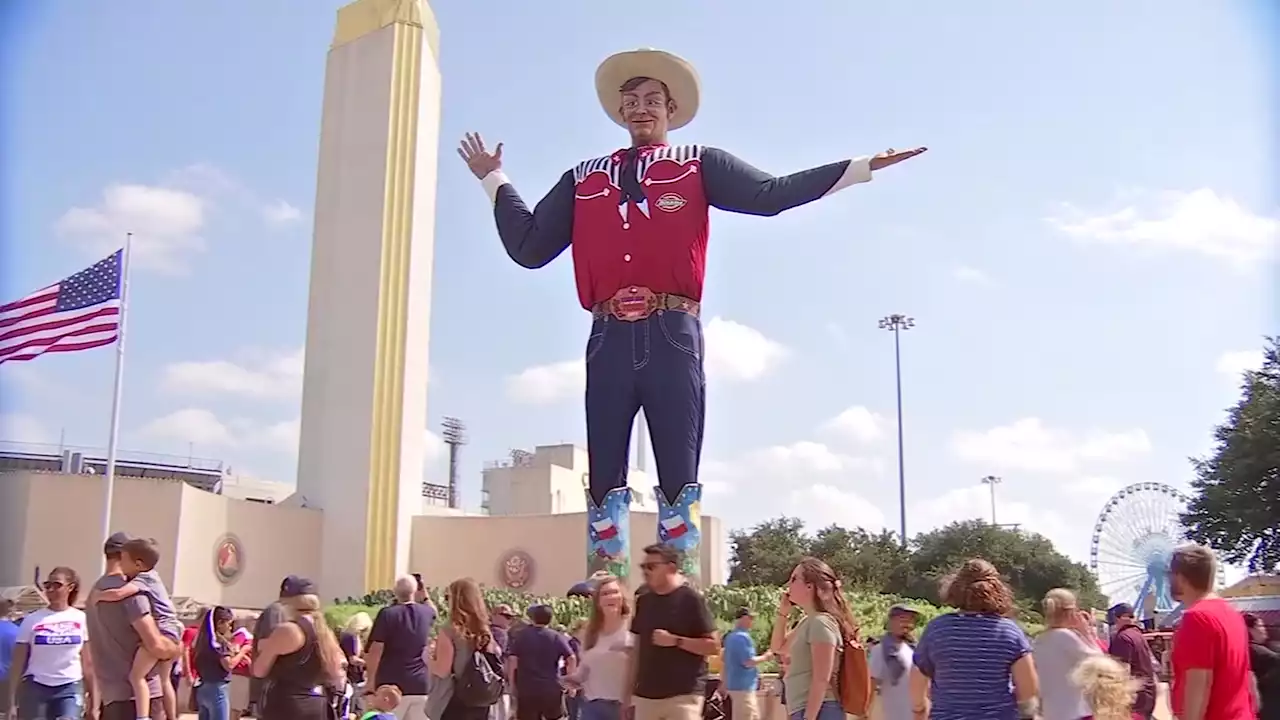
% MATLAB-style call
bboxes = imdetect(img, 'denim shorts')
[17,678,83,720]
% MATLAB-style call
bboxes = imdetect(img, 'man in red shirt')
[458,48,926,584]
[1169,544,1257,720]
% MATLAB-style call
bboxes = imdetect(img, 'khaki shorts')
[727,691,759,720]
[633,694,703,720]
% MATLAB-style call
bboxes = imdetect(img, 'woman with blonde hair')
[561,576,632,720]
[769,557,858,720]
[251,577,345,720]
[909,558,1040,720]
[340,611,374,717]
[1033,588,1099,720]
[425,578,502,720]
[1071,654,1140,720]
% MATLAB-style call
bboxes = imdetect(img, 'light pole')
[878,314,914,547]
[981,475,1002,525]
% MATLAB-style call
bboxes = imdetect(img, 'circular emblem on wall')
[498,550,535,589]
[213,534,244,585]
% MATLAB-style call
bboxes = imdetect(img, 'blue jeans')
[16,678,82,720]
[584,310,705,505]
[580,699,621,720]
[196,680,231,720]
[788,700,844,720]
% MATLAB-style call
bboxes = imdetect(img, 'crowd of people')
[0,535,1277,720]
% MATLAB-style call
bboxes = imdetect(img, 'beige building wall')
[1,470,724,605]
[409,511,724,594]
[482,444,664,516]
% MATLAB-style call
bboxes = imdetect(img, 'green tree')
[900,520,1105,610]
[809,525,912,591]
[1182,337,1280,573]
[727,517,809,586]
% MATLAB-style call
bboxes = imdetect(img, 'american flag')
[0,250,124,364]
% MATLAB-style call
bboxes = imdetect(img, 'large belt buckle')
[610,287,658,322]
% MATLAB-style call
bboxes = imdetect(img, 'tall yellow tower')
[296,0,441,599]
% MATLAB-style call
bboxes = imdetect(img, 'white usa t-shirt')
[18,607,88,686]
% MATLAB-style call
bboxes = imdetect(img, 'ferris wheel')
[1088,482,1223,619]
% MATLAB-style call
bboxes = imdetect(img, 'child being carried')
[91,537,185,720]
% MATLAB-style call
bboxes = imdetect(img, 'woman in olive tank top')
[252,578,345,720]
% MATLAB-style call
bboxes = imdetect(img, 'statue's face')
[620,78,675,144]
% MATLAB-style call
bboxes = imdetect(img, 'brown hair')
[793,557,859,642]
[49,566,82,606]
[582,575,632,651]
[641,543,681,565]
[941,559,1014,615]
[122,537,161,570]
[620,76,672,101]
[447,578,493,650]
[1169,544,1215,592]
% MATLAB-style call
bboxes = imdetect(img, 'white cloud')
[55,183,206,273]
[951,265,991,284]
[0,413,57,445]
[139,408,238,448]
[702,440,887,533]
[1216,349,1264,380]
[704,317,789,381]
[162,348,304,401]
[506,360,585,405]
[823,405,889,445]
[950,418,1151,474]
[263,199,303,226]
[1047,188,1278,268]
[506,316,786,404]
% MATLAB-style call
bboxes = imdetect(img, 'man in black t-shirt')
[625,543,718,720]
[364,574,437,718]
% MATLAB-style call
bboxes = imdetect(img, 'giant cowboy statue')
[458,48,926,586]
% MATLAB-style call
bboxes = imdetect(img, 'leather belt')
[591,287,701,322]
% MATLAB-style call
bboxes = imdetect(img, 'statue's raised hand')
[457,132,504,180]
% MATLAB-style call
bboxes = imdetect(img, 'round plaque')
[213,534,245,585]
[497,549,535,589]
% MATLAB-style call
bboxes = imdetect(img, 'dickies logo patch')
[655,193,687,213]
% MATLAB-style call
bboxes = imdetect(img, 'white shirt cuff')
[823,156,873,197]
[481,171,511,205]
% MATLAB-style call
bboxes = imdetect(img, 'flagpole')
[100,233,133,572]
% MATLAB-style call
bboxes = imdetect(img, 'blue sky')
[1,1,1276,588]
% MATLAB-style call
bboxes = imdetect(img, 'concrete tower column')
[296,0,440,599]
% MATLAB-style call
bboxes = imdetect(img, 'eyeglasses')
[42,581,66,591]
[639,561,672,571]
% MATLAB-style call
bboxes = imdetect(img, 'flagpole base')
[656,483,703,586]
[586,486,632,585]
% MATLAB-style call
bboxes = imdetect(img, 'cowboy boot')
[655,483,702,586]
[586,486,632,585]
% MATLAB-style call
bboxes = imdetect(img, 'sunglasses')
[42,581,66,591]
[639,561,672,571]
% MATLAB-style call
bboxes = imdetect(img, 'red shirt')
[182,625,199,680]
[570,145,709,309]
[491,145,858,310]
[1171,597,1255,720]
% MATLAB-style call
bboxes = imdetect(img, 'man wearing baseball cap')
[721,608,771,720]
[870,605,921,720]
[245,575,300,717]
[85,532,180,720]
[1106,603,1156,719]
[458,48,927,588]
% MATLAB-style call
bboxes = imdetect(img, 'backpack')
[454,646,506,708]
[835,626,872,717]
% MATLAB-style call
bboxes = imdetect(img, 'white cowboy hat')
[595,48,701,131]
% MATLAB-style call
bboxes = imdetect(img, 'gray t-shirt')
[870,640,915,720]
[85,573,161,703]
[1032,628,1098,720]
[132,570,181,639]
